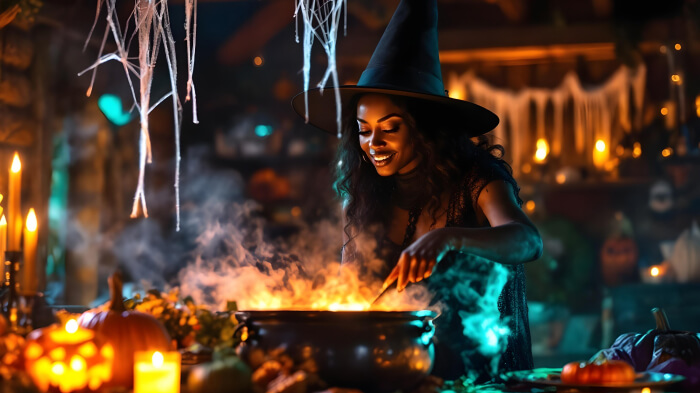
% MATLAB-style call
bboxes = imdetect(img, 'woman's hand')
[383,228,454,292]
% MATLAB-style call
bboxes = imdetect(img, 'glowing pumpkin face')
[24,319,114,393]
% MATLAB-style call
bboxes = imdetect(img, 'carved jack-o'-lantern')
[601,236,639,286]
[24,319,114,392]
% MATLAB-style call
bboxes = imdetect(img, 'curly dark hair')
[334,94,514,247]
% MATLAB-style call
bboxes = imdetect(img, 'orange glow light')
[253,56,264,66]
[633,142,642,158]
[11,153,20,173]
[661,107,669,116]
[662,148,673,157]
[595,140,606,152]
[650,267,660,277]
[675,43,682,51]
[26,209,37,232]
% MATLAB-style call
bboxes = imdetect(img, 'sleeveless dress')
[375,160,534,382]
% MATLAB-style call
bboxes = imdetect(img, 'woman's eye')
[358,129,371,136]
[382,127,399,133]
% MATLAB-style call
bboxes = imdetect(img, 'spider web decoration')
[79,0,199,231]
[295,0,347,138]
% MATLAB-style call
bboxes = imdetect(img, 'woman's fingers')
[384,264,400,289]
[407,257,418,284]
[416,259,427,282]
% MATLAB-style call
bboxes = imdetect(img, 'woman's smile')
[356,94,421,176]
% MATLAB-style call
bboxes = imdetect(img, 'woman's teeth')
[372,153,395,165]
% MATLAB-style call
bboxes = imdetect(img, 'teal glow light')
[254,125,273,137]
[98,94,132,126]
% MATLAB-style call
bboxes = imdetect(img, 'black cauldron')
[235,310,437,392]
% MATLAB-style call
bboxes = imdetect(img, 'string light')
[633,142,642,158]
[674,43,682,51]
[555,173,566,184]
[661,107,669,116]
[671,74,681,84]
[662,148,673,157]
[525,200,536,213]
[253,56,264,67]
[660,45,667,54]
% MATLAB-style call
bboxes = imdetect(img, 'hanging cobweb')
[79,0,198,231]
[295,0,347,138]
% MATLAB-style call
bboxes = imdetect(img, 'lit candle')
[8,153,21,251]
[592,139,608,170]
[23,208,37,294]
[134,351,180,393]
[641,264,667,284]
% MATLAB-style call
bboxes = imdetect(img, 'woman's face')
[356,94,421,177]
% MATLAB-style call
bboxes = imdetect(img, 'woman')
[292,0,543,382]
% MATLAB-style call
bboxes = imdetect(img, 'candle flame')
[26,209,37,232]
[642,387,651,393]
[595,140,606,152]
[11,153,20,173]
[65,319,79,334]
[0,215,6,226]
[650,266,660,277]
[152,351,164,368]
[534,138,549,162]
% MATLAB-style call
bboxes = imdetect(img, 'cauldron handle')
[232,320,256,342]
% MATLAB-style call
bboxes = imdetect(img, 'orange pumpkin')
[24,319,113,392]
[561,358,635,384]
[78,272,172,388]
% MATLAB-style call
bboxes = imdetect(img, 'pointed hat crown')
[292,0,498,136]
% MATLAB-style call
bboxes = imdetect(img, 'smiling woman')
[292,0,542,383]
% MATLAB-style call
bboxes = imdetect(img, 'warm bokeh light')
[662,148,673,157]
[696,95,700,118]
[152,351,164,368]
[616,145,625,156]
[291,206,302,218]
[65,319,79,334]
[671,74,681,84]
[521,163,532,174]
[534,138,549,162]
[595,140,606,152]
[51,362,65,376]
[659,45,667,54]
[11,153,20,173]
[633,142,642,158]
[253,56,264,66]
[70,355,86,372]
[0,215,6,226]
[675,43,682,50]
[26,208,37,232]
[650,267,660,277]
[555,173,566,184]
[661,107,669,116]
[525,200,536,213]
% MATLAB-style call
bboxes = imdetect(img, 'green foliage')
[123,289,239,349]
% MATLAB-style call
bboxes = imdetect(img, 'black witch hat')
[291,0,498,136]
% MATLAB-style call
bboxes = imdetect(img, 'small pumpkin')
[561,358,635,384]
[187,350,252,393]
[78,271,172,388]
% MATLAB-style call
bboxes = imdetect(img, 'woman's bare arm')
[386,180,543,291]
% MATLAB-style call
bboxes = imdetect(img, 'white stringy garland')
[295,0,347,138]
[79,0,198,231]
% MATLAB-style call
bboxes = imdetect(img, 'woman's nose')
[369,130,386,147]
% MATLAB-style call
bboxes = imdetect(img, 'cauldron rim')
[235,309,437,321]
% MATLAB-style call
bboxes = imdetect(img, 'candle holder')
[1,251,22,330]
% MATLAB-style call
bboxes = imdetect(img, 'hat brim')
[291,86,499,137]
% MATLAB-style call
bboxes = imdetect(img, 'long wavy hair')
[334,94,514,246]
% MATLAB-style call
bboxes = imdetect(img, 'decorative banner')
[448,65,646,174]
